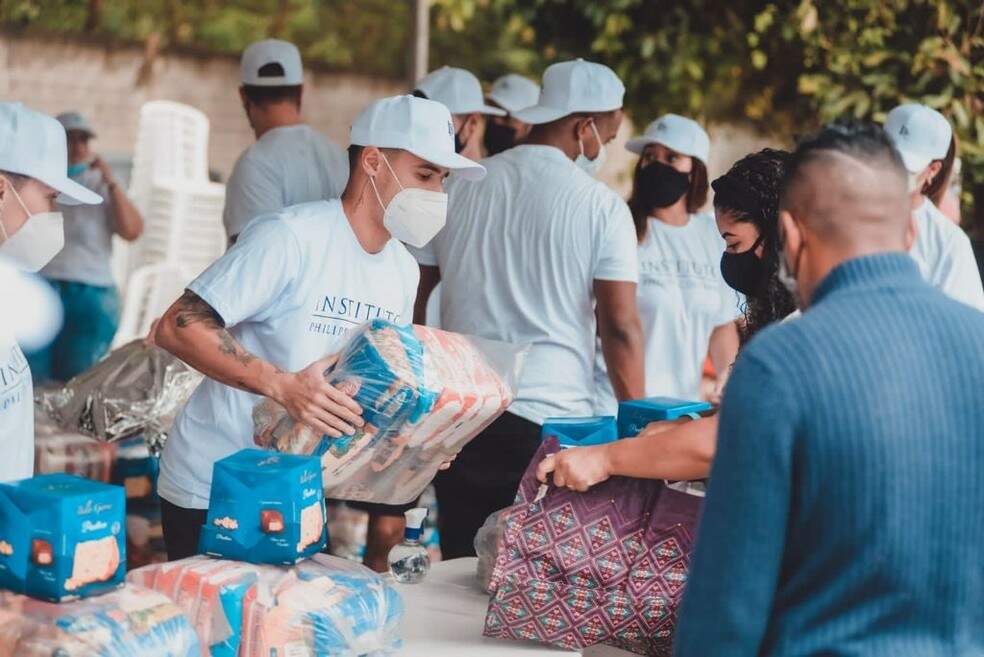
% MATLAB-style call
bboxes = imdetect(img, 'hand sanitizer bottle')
[388,507,430,584]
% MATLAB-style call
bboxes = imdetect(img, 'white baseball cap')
[241,39,303,86]
[0,103,102,205]
[626,114,710,164]
[884,103,952,173]
[56,111,96,138]
[350,95,486,180]
[513,59,625,125]
[487,74,541,115]
[414,66,506,117]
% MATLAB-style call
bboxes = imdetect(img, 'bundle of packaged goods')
[129,554,403,657]
[35,340,203,451]
[0,585,201,657]
[34,425,116,482]
[0,474,126,602]
[253,320,526,504]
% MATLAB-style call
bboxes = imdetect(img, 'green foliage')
[430,0,984,229]
[3,0,982,226]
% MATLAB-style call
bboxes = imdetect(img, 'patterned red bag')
[484,437,702,656]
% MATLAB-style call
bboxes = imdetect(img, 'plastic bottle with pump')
[388,507,430,584]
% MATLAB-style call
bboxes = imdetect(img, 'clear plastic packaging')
[35,340,203,452]
[0,584,201,657]
[253,320,527,504]
[128,553,403,657]
[474,508,508,593]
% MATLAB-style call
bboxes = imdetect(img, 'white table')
[393,558,633,657]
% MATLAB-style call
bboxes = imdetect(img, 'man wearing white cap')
[483,73,541,156]
[0,102,103,482]
[411,59,644,558]
[413,65,505,162]
[26,111,144,383]
[153,95,484,563]
[884,103,984,310]
[594,113,740,412]
[223,39,349,244]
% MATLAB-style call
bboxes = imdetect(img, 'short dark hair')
[347,144,364,173]
[241,83,302,107]
[781,120,905,205]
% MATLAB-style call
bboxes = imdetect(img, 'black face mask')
[720,235,766,295]
[637,161,691,210]
[484,121,517,156]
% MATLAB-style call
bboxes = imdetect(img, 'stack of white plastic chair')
[112,262,194,348]
[113,100,225,334]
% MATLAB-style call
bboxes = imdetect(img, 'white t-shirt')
[222,124,349,241]
[909,198,984,311]
[41,168,116,287]
[159,200,419,509]
[593,213,742,414]
[409,145,639,425]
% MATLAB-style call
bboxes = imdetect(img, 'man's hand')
[271,354,365,438]
[91,156,116,188]
[536,443,614,492]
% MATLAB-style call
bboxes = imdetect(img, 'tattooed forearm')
[218,331,256,367]
[174,291,226,329]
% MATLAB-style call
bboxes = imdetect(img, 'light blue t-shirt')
[158,199,419,509]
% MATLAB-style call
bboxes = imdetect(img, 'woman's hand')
[536,443,614,492]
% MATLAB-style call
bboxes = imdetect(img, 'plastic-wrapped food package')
[200,449,327,565]
[0,474,126,602]
[474,508,508,593]
[112,434,160,500]
[0,584,201,657]
[253,320,527,504]
[34,428,116,482]
[129,553,404,657]
[35,340,203,452]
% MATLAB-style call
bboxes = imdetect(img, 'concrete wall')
[0,34,404,179]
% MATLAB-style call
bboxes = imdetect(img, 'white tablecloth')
[393,557,634,657]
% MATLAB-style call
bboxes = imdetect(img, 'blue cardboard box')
[0,474,126,602]
[617,397,713,438]
[200,449,327,565]
[541,416,618,448]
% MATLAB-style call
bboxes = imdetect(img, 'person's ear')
[924,160,943,187]
[361,146,383,178]
[904,214,918,252]
[778,209,802,259]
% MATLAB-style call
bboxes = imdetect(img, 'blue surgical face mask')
[67,162,88,178]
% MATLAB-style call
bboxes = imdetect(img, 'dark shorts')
[340,499,419,517]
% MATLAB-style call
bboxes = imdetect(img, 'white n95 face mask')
[370,154,448,248]
[0,180,65,272]
[575,121,607,177]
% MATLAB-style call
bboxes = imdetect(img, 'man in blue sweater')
[674,121,984,657]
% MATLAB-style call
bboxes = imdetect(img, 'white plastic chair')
[128,101,210,215]
[134,176,227,279]
[112,262,194,348]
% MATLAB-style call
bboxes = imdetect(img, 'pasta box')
[199,449,327,565]
[617,397,713,438]
[0,474,126,602]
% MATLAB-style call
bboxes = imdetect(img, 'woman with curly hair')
[540,148,797,489]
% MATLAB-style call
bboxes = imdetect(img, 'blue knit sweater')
[674,253,984,657]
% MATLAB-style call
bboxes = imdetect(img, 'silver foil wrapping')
[35,340,202,453]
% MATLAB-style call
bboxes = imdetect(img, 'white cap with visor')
[350,95,486,180]
[513,58,625,125]
[0,102,102,205]
[241,39,303,86]
[884,103,952,174]
[626,114,710,165]
[415,66,506,117]
[487,74,541,115]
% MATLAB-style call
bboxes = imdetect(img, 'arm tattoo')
[174,291,225,329]
[173,290,255,368]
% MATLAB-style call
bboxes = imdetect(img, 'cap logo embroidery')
[899,125,909,136]
[448,121,454,137]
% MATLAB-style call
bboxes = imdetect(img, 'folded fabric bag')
[484,437,703,656]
